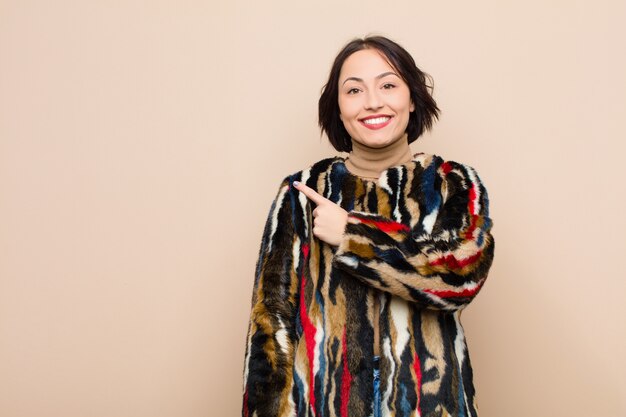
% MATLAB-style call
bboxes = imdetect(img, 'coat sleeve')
[242,176,299,417]
[331,159,495,311]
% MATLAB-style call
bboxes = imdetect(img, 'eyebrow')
[341,71,399,86]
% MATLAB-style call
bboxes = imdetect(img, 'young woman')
[242,35,495,417]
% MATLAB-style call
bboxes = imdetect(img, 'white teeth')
[363,117,390,125]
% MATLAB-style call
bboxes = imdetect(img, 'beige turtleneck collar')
[344,133,414,180]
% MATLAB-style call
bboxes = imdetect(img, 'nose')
[364,89,383,110]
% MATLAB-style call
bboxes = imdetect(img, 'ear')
[410,100,415,113]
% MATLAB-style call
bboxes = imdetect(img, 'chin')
[357,135,399,148]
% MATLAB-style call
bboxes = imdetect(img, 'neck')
[344,133,414,179]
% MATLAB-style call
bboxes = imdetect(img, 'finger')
[293,181,327,205]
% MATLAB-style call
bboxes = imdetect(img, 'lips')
[359,114,393,130]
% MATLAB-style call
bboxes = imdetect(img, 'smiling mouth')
[359,116,393,130]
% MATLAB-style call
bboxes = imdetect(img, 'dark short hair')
[318,35,440,152]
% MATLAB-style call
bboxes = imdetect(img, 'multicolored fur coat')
[242,152,495,417]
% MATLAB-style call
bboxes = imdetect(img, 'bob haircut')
[319,35,440,153]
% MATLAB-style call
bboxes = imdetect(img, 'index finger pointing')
[293,181,327,205]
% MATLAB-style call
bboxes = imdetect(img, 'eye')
[382,83,396,89]
[347,88,360,95]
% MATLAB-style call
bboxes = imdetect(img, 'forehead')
[339,48,397,79]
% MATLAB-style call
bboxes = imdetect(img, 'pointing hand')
[292,180,358,247]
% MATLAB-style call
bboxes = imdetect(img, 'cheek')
[338,98,359,119]
[391,90,412,113]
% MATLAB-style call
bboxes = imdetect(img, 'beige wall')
[1,1,625,416]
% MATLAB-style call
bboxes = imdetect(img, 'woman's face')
[338,48,415,148]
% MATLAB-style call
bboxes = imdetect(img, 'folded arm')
[332,160,495,311]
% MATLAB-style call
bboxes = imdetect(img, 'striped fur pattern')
[242,152,495,417]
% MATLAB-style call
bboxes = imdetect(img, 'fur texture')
[242,152,495,417]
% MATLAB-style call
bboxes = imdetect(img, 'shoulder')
[415,152,486,183]
[278,155,344,186]
[293,155,342,178]
[412,151,472,171]
[269,156,343,198]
